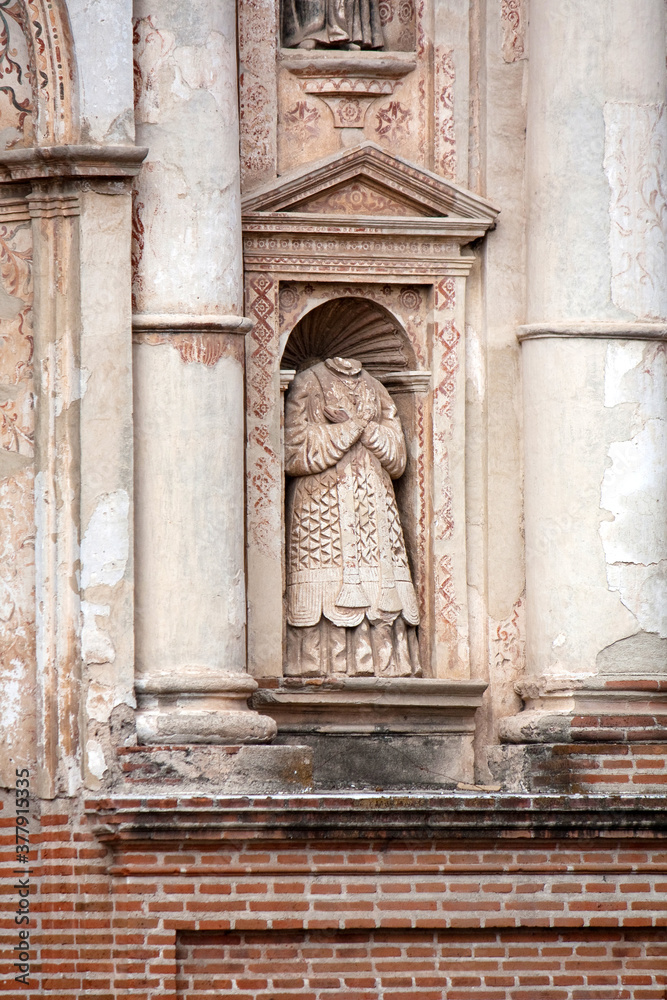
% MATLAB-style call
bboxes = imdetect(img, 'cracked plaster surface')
[601,341,667,638]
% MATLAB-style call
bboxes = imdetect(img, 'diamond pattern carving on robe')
[353,459,380,567]
[291,469,342,568]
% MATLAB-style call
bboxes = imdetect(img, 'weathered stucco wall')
[517,0,667,730]
[1,3,667,995]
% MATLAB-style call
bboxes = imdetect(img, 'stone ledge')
[279,49,417,82]
[132,313,252,335]
[518,321,667,341]
[86,792,667,844]
[252,677,487,734]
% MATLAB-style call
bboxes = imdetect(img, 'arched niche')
[243,142,499,687]
[280,296,430,675]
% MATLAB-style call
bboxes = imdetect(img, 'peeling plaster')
[67,0,135,143]
[0,674,21,743]
[173,33,235,119]
[81,601,115,665]
[86,739,108,780]
[85,678,115,724]
[598,629,667,674]
[604,341,666,418]
[465,323,485,399]
[55,364,91,418]
[34,470,47,678]
[80,491,129,590]
[601,342,667,638]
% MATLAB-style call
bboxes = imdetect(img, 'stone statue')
[284,356,421,677]
[282,0,384,50]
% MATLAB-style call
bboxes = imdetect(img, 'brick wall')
[2,793,667,997]
[490,743,667,794]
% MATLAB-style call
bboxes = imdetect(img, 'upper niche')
[280,0,416,52]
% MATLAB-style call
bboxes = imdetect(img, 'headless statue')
[282,0,384,49]
[284,357,421,677]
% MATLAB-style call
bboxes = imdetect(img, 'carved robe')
[284,358,420,677]
[282,0,383,49]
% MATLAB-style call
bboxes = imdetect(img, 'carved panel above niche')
[286,180,435,217]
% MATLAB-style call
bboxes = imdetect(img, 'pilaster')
[0,145,146,795]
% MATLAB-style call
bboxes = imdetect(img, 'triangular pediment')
[242,142,499,224]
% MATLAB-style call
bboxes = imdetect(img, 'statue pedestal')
[280,49,416,129]
[252,678,486,789]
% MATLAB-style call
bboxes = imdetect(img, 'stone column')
[132,0,275,743]
[504,0,667,741]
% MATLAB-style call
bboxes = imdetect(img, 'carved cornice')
[280,370,297,393]
[86,793,667,844]
[0,144,148,182]
[379,370,432,393]
[243,231,476,277]
[0,197,31,222]
[244,216,491,237]
[243,142,499,223]
[28,192,80,218]
[518,321,667,342]
[283,367,434,395]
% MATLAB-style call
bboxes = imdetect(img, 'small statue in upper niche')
[284,356,421,678]
[282,0,384,50]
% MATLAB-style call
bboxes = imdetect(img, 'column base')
[499,675,667,744]
[135,670,277,744]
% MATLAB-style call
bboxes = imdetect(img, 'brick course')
[176,928,667,1000]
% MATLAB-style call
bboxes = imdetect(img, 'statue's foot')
[298,39,317,49]
[344,42,361,50]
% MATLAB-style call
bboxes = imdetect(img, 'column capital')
[0,144,148,182]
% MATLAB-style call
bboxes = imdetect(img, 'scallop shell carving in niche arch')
[282,297,414,375]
